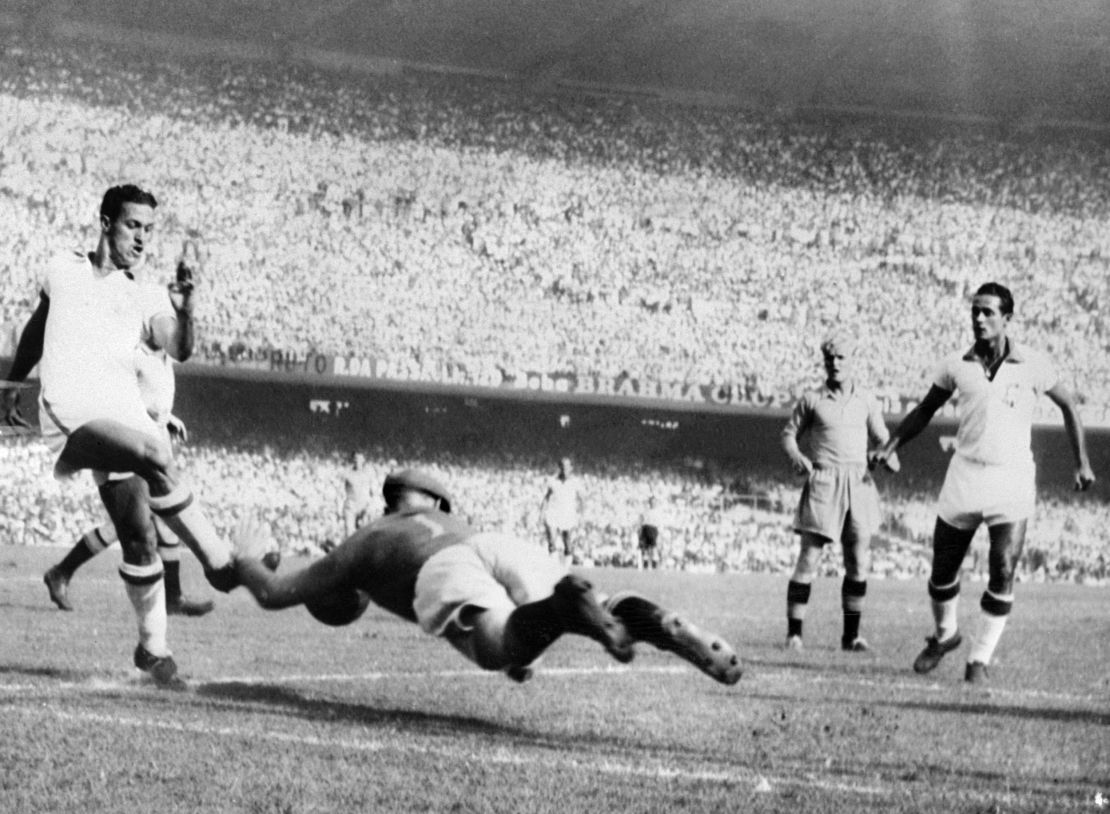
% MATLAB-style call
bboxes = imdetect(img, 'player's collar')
[820,380,855,399]
[961,339,1026,364]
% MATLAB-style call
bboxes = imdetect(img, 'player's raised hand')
[169,238,198,312]
[1074,462,1095,492]
[231,515,275,563]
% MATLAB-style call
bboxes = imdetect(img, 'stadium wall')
[4,362,1107,495]
[164,364,1109,494]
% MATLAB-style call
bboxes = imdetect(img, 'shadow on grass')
[194,680,526,739]
[0,663,95,683]
[0,599,71,614]
[189,679,743,766]
[752,689,1110,726]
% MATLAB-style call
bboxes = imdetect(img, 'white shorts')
[937,453,1035,530]
[40,394,165,485]
[543,511,576,533]
[413,532,568,638]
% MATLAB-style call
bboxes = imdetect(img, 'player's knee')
[118,530,160,565]
[135,436,175,480]
[987,567,1017,597]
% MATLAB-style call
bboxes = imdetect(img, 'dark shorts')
[639,525,659,549]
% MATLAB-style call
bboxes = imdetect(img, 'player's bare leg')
[501,575,634,677]
[914,519,975,674]
[157,524,215,617]
[785,534,824,650]
[840,531,871,652]
[60,420,238,592]
[43,526,112,611]
[100,476,177,686]
[965,521,1026,683]
[604,590,742,685]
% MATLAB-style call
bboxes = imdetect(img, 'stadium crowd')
[0,436,1105,584]
[0,32,1106,584]
[0,32,1108,420]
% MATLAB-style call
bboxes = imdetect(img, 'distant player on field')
[341,451,374,536]
[872,282,1095,683]
[43,343,214,617]
[540,457,581,559]
[231,469,743,686]
[638,494,665,569]
[781,332,895,653]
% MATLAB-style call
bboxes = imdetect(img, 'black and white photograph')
[0,1,1107,811]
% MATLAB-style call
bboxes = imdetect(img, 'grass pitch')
[1,546,1106,813]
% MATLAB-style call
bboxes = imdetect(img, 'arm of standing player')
[1044,383,1096,491]
[870,384,952,469]
[865,393,900,472]
[231,516,354,609]
[2,294,49,425]
[150,254,196,362]
[781,396,814,476]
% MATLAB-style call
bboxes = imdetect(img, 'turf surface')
[1,546,1106,813]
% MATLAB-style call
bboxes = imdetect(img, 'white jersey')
[136,344,175,424]
[38,251,172,412]
[543,476,580,529]
[932,342,1058,467]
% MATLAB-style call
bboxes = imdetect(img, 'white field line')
[0,703,891,798]
[205,664,1110,707]
[0,662,1105,708]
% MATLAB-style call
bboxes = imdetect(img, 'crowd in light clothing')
[0,33,1106,583]
[0,436,1105,584]
[0,32,1108,421]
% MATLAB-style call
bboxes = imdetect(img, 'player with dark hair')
[781,332,895,653]
[231,469,743,686]
[872,282,1095,683]
[2,185,241,683]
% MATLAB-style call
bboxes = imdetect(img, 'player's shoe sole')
[658,612,742,685]
[133,644,181,687]
[166,596,215,617]
[552,575,634,664]
[785,634,803,651]
[44,567,73,612]
[913,632,963,674]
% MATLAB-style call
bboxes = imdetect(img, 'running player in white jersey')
[231,469,743,686]
[2,185,240,684]
[43,343,215,617]
[871,282,1095,683]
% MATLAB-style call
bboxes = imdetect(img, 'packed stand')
[0,33,1108,419]
[0,436,1105,583]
